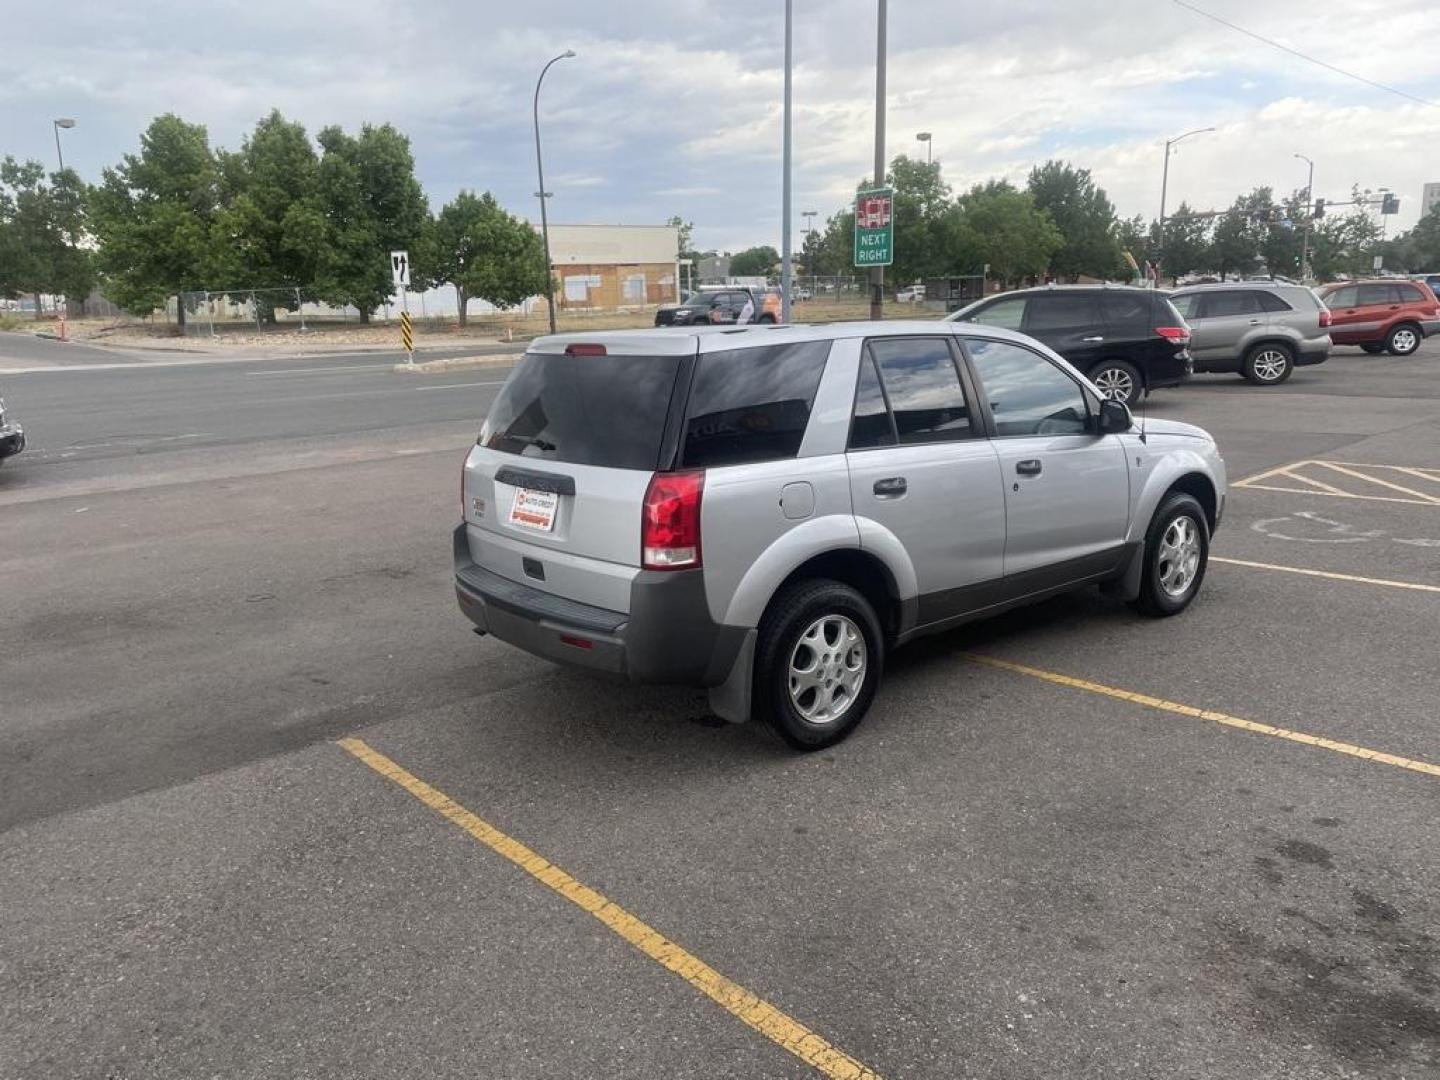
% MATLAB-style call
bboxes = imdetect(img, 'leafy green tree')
[0,159,94,315]
[800,209,854,277]
[1026,160,1123,280]
[886,155,952,285]
[729,245,779,277]
[1157,203,1212,282]
[215,110,325,316]
[1116,213,1152,274]
[89,114,226,326]
[1208,188,1275,279]
[427,191,548,326]
[313,123,428,322]
[1309,210,1382,281]
[1382,206,1440,273]
[943,181,1063,286]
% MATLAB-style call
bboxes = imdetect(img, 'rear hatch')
[462,334,694,613]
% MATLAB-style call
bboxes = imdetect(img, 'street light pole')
[916,131,931,164]
[1295,153,1315,283]
[52,117,76,172]
[1157,126,1214,285]
[780,0,794,324]
[533,50,575,336]
[870,0,887,321]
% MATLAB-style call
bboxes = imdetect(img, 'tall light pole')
[780,0,794,323]
[1157,126,1214,284]
[1294,153,1314,283]
[869,0,887,321]
[915,131,932,164]
[533,50,575,336]
[53,118,76,172]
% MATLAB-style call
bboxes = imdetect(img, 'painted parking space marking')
[962,654,1440,779]
[1213,555,1440,593]
[336,738,881,1080]
[1233,460,1440,505]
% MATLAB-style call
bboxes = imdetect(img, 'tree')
[729,245,779,278]
[1026,160,1123,280]
[313,123,428,321]
[1157,203,1212,282]
[943,181,1063,286]
[427,191,548,326]
[1208,188,1276,279]
[1308,210,1382,282]
[0,158,93,314]
[886,155,952,285]
[214,110,326,316]
[89,114,226,326]
[1115,214,1152,275]
[1378,205,1440,274]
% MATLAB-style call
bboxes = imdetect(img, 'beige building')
[541,224,680,311]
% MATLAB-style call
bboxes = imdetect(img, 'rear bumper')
[0,422,24,460]
[1421,319,1440,337]
[1146,350,1192,390]
[453,524,746,687]
[1296,340,1331,366]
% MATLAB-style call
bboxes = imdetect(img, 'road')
[3,338,1438,1079]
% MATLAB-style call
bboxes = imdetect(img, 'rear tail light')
[565,343,607,356]
[642,470,704,570]
[1319,309,1333,329]
[1154,325,1190,344]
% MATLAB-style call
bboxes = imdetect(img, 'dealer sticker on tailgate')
[508,487,559,532]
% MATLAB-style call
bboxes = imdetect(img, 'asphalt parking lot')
[2,335,1438,1078]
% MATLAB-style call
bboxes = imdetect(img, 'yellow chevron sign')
[400,310,413,356]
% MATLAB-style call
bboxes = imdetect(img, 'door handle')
[1015,459,1043,477]
[1248,319,1262,325]
[873,477,907,498]
[1081,335,1104,342]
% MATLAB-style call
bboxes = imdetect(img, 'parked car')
[1317,279,1440,355]
[792,285,812,302]
[895,284,926,303]
[1166,282,1331,385]
[655,287,781,326]
[455,323,1225,750]
[1411,273,1440,298]
[946,285,1191,404]
[0,394,24,466]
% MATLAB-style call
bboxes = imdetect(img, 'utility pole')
[533,50,576,336]
[780,0,793,324]
[52,118,75,172]
[1156,126,1214,285]
[1294,153,1314,283]
[870,0,887,321]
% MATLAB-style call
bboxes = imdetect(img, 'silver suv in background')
[455,324,1227,750]
[1168,282,1331,385]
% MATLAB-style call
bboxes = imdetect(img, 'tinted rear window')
[1255,290,1294,312]
[479,352,679,470]
[1357,284,1392,306]
[681,341,829,467]
[1026,293,1097,330]
[1099,293,1151,325]
[1393,284,1424,303]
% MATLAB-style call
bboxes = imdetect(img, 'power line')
[1172,0,1439,109]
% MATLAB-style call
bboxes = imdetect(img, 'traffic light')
[1381,193,1400,215]
[1313,198,1325,219]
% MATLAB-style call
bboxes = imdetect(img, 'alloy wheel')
[1251,348,1289,382]
[1157,514,1202,598]
[788,615,867,726]
[1093,368,1135,402]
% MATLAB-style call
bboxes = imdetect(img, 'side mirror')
[1097,398,1131,434]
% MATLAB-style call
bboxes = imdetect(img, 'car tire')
[1360,343,1387,355]
[1089,359,1143,403]
[754,578,883,751]
[1133,492,1210,618]
[1241,342,1294,385]
[1386,323,1421,356]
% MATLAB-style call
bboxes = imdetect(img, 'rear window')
[1099,293,1151,326]
[479,352,679,470]
[681,341,829,468]
[1255,290,1294,312]
[1392,284,1424,303]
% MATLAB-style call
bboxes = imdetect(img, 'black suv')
[947,285,1192,403]
[655,288,777,327]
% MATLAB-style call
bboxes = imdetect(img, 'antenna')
[1136,385,1148,444]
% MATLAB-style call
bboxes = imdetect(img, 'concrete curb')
[391,354,521,375]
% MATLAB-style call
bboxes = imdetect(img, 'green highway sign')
[853,187,893,268]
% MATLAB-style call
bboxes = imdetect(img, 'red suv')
[1318,279,1440,356]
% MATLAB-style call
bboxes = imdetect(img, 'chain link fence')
[174,287,544,337]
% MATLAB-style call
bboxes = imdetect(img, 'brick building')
[542,224,680,311]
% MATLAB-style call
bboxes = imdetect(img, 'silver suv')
[1168,282,1331,385]
[456,323,1226,750]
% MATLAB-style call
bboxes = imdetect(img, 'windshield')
[479,352,681,470]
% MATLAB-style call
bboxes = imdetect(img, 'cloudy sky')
[4,0,1438,254]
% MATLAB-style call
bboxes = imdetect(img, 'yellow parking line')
[1327,461,1440,483]
[962,655,1440,779]
[1276,468,1351,496]
[1212,555,1440,594]
[336,738,881,1080]
[1311,461,1440,504]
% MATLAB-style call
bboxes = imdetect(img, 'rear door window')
[1025,293,1098,331]
[848,354,894,449]
[1255,291,1294,312]
[1357,284,1392,306]
[1200,291,1263,318]
[480,352,680,470]
[681,341,829,467]
[1099,293,1151,327]
[865,337,973,445]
